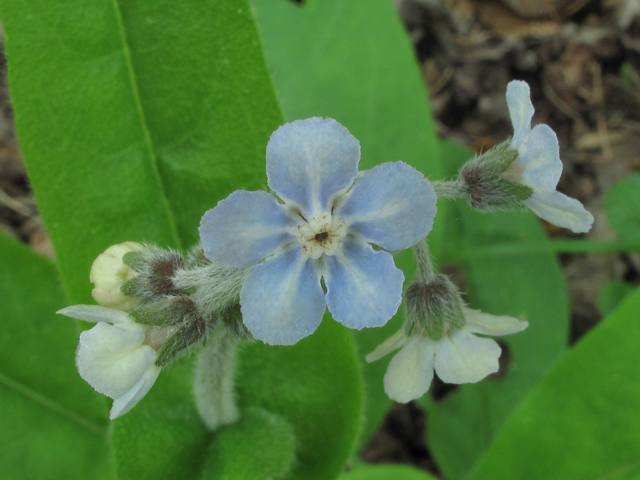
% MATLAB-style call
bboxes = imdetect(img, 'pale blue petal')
[199,190,296,268]
[335,162,437,251]
[525,190,594,233]
[325,240,404,330]
[266,117,360,218]
[507,80,534,150]
[240,247,326,345]
[517,124,563,192]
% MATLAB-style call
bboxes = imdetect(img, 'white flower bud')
[90,242,145,310]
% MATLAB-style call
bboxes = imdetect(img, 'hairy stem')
[413,239,436,282]
[193,325,240,430]
[431,179,466,199]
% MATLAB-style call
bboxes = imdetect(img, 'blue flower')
[199,117,438,345]
[506,81,594,233]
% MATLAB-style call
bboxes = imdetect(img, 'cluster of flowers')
[59,81,592,420]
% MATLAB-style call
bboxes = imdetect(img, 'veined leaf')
[469,287,640,480]
[0,233,112,479]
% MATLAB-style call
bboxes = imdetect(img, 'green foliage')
[339,463,437,480]
[200,408,296,480]
[599,280,635,317]
[605,173,640,241]
[251,0,442,447]
[1,0,361,477]
[424,141,569,480]
[238,319,361,480]
[0,233,112,480]
[469,286,640,480]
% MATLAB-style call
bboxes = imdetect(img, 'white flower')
[366,309,528,403]
[90,242,145,310]
[58,305,165,419]
[506,80,593,233]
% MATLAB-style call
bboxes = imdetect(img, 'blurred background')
[1,0,638,477]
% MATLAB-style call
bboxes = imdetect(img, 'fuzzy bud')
[459,141,533,211]
[404,274,465,340]
[121,245,185,301]
[90,242,146,311]
[130,296,214,366]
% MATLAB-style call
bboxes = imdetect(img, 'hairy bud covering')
[404,274,465,340]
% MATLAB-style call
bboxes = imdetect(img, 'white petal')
[76,322,157,399]
[464,308,529,336]
[517,124,563,192]
[525,190,594,233]
[434,330,501,384]
[383,336,435,403]
[57,305,132,324]
[110,365,161,419]
[507,80,534,150]
[365,329,408,363]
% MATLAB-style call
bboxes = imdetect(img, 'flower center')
[295,214,348,259]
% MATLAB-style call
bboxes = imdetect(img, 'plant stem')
[447,239,640,261]
[193,325,240,431]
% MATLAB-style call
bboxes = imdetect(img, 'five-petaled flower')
[58,305,170,419]
[506,80,594,233]
[199,117,437,345]
[367,308,528,403]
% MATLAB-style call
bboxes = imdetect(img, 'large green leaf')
[469,286,640,480]
[339,463,437,480]
[423,141,569,480]
[1,0,282,304]
[605,173,640,241]
[0,233,112,479]
[251,0,443,447]
[2,0,361,477]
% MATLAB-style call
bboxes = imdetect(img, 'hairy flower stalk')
[193,325,241,430]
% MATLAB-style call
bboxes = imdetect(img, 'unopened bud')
[90,242,145,310]
[130,296,214,366]
[459,142,533,211]
[121,246,185,301]
[404,274,465,340]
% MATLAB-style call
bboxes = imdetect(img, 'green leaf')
[339,463,438,480]
[199,408,295,480]
[0,233,112,479]
[605,173,640,241]
[469,286,640,480]
[599,280,635,317]
[3,0,362,477]
[424,141,569,480]
[251,0,443,447]
[1,0,282,304]
[238,319,362,480]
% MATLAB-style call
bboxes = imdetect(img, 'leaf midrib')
[0,370,105,435]
[110,0,182,250]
